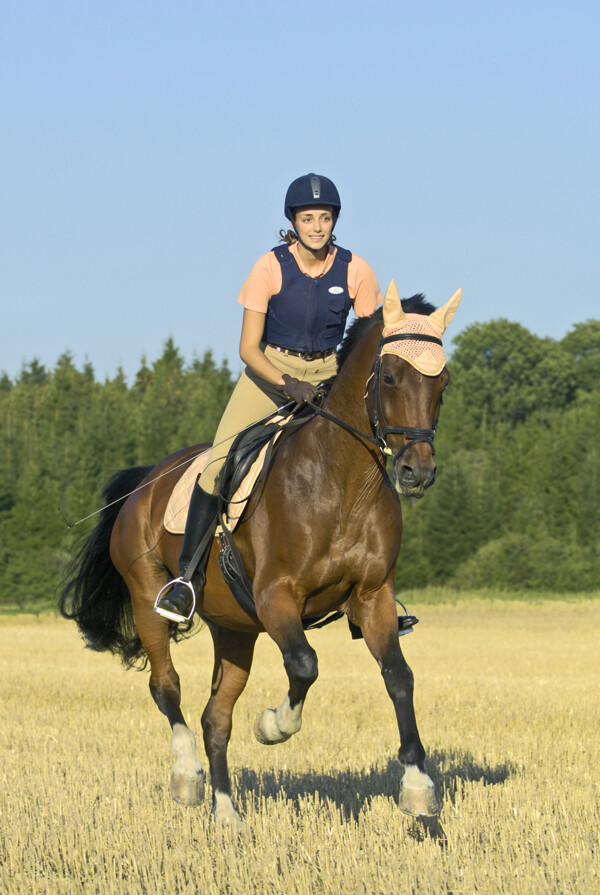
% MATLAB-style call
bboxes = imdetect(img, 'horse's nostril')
[399,466,416,484]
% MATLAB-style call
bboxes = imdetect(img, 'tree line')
[0,318,598,610]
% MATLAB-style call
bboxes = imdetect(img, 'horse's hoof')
[170,769,205,807]
[170,724,205,805]
[254,709,291,745]
[399,786,440,817]
[213,793,249,837]
[398,766,440,817]
[215,812,248,838]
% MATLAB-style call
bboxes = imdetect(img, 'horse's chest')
[303,539,392,592]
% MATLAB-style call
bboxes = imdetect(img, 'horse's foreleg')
[358,591,439,817]
[130,587,205,807]
[201,625,258,828]
[254,598,318,745]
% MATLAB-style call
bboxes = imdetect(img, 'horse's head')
[372,281,462,499]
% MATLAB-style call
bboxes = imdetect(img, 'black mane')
[337,294,436,372]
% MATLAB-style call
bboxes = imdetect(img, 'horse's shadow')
[235,748,516,842]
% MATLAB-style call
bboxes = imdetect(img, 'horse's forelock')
[402,294,437,316]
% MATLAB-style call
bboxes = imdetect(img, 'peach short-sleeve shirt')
[238,243,382,317]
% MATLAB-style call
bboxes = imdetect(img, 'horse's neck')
[314,326,386,487]
[325,325,381,431]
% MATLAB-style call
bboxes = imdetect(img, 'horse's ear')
[383,280,405,327]
[429,288,462,334]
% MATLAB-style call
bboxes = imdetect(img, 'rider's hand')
[280,374,319,404]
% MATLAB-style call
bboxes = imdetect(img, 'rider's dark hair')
[278,228,298,245]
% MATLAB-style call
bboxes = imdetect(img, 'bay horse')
[60,281,461,829]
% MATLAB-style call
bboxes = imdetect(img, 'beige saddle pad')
[164,426,286,535]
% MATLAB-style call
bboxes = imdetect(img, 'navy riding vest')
[263,245,353,353]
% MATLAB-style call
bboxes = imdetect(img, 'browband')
[380,333,443,348]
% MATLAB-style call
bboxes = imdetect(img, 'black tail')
[59,466,154,668]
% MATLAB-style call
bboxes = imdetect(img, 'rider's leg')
[155,369,282,623]
[154,481,219,623]
[197,368,283,495]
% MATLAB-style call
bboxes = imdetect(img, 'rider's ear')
[429,289,462,334]
[383,280,405,327]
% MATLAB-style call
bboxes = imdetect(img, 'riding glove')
[280,374,319,404]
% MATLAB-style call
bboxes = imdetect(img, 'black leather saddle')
[217,421,282,505]
[216,401,319,507]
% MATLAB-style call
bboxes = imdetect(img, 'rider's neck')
[295,240,331,275]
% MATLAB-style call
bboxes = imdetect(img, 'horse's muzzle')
[393,459,437,499]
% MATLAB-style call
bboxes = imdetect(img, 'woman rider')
[154,173,383,623]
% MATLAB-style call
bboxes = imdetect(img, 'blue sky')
[2,0,598,381]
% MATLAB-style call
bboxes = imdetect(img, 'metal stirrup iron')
[153,578,197,622]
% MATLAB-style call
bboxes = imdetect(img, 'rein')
[60,331,442,530]
[309,331,442,464]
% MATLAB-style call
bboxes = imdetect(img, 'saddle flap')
[163,414,294,535]
[217,421,283,503]
[163,450,211,534]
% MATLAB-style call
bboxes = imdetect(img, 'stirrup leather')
[153,577,196,622]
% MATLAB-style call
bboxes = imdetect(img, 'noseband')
[370,332,443,463]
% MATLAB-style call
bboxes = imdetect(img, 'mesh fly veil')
[381,281,462,376]
[381,315,447,376]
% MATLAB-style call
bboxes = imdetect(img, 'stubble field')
[1,598,598,894]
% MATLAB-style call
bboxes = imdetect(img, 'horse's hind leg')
[201,625,258,827]
[128,577,205,807]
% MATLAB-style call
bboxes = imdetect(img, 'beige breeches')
[198,345,338,494]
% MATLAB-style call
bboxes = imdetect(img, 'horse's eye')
[382,373,395,386]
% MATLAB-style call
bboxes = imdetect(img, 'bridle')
[370,332,443,463]
[308,330,444,464]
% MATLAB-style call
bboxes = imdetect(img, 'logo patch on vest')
[328,286,344,294]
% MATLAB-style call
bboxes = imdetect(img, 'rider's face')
[293,207,334,253]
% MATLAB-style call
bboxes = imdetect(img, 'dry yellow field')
[1,600,598,894]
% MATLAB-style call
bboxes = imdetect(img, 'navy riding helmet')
[284,174,341,222]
